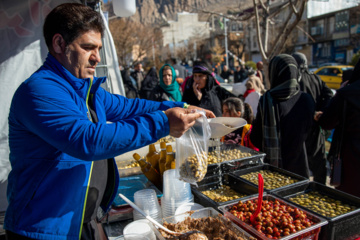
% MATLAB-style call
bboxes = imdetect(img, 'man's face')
[61,30,102,79]
[135,64,142,71]
[223,65,228,72]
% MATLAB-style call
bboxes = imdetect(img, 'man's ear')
[52,33,65,54]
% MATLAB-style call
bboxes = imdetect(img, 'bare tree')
[109,19,163,67]
[253,0,307,87]
[195,0,307,88]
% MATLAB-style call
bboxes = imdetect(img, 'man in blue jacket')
[4,3,214,240]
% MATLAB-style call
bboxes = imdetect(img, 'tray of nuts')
[205,144,265,178]
[192,174,259,210]
[218,193,328,240]
[272,181,360,240]
[229,164,309,193]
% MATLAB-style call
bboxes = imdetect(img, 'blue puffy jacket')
[5,54,184,239]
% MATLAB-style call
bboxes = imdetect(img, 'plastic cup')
[163,169,192,201]
[123,219,156,240]
[161,194,194,218]
[133,189,162,222]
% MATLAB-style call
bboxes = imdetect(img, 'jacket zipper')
[86,77,93,122]
[79,78,94,239]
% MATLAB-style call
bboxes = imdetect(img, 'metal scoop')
[119,194,207,239]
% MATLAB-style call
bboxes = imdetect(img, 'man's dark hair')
[43,3,104,51]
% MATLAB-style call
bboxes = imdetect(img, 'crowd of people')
[122,51,360,200]
[121,53,360,194]
[4,3,360,240]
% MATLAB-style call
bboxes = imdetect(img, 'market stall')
[103,133,360,240]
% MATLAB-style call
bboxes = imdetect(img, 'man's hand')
[188,105,216,118]
[165,107,202,138]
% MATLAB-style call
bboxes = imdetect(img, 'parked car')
[314,65,354,89]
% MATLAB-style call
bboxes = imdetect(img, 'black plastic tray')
[272,181,360,240]
[205,144,265,179]
[192,174,258,210]
[229,164,309,193]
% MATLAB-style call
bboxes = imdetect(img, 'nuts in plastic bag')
[176,110,211,184]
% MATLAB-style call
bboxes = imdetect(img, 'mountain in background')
[104,0,251,25]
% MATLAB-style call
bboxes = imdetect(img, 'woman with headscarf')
[292,52,333,184]
[250,54,315,178]
[149,64,182,102]
[182,61,235,117]
[315,59,360,197]
[243,69,266,117]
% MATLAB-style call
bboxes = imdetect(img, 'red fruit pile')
[229,199,315,239]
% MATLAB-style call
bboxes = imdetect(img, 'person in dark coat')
[250,54,315,178]
[139,67,159,100]
[315,59,360,198]
[149,64,182,102]
[182,61,235,117]
[292,52,333,184]
[234,65,248,83]
[130,62,145,91]
[220,65,232,80]
[121,67,139,99]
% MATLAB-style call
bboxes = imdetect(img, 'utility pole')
[152,37,156,68]
[224,17,229,69]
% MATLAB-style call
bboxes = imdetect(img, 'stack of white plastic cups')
[161,169,194,218]
[132,189,163,223]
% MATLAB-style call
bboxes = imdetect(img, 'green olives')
[201,185,247,202]
[289,191,358,217]
[207,149,252,164]
[239,170,299,190]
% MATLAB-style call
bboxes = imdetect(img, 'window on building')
[253,36,257,48]
[311,19,324,36]
[321,43,331,57]
[328,16,335,35]
[231,23,236,31]
[335,11,349,33]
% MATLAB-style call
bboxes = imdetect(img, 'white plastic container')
[123,219,156,240]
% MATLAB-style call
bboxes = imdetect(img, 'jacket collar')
[43,53,106,99]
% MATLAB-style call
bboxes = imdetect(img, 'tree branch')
[254,0,268,62]
[270,0,306,57]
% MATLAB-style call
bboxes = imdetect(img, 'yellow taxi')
[314,65,353,89]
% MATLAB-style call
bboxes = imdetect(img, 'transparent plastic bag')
[176,110,211,184]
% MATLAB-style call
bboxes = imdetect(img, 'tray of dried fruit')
[151,207,256,240]
[218,193,328,240]
[271,181,360,240]
[229,164,309,193]
[205,143,265,178]
[191,173,259,210]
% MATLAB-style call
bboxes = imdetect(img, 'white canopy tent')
[0,0,125,211]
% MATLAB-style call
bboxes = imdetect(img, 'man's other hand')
[187,105,216,118]
[165,107,202,138]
